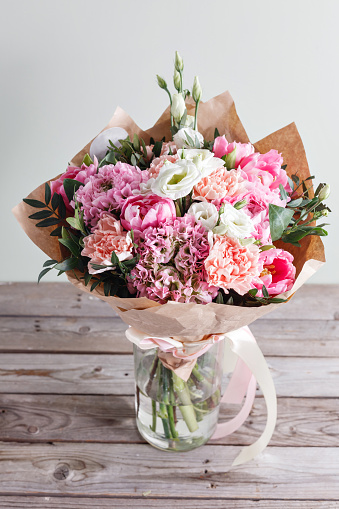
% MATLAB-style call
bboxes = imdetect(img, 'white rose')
[213,202,254,239]
[174,128,204,149]
[171,93,186,123]
[187,202,218,231]
[177,148,224,177]
[151,159,202,200]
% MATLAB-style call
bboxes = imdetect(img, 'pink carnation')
[50,158,98,213]
[81,214,133,275]
[149,154,179,178]
[204,235,260,295]
[254,248,296,296]
[76,162,150,229]
[120,194,176,233]
[161,141,177,156]
[193,168,249,205]
[213,136,255,167]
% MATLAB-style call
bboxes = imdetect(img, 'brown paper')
[13,91,325,339]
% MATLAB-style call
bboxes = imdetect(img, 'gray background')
[1,0,337,283]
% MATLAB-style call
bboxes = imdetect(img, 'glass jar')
[133,340,224,452]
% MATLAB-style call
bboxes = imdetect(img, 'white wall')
[1,0,337,283]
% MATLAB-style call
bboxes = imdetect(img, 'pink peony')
[213,136,255,168]
[120,194,176,233]
[149,154,179,178]
[75,162,150,229]
[204,235,260,295]
[81,213,133,275]
[50,158,98,213]
[254,248,296,296]
[240,150,291,193]
[193,168,249,205]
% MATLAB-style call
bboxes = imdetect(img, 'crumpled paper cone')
[13,91,325,339]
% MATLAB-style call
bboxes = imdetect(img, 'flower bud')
[156,75,167,90]
[174,51,184,72]
[233,199,247,210]
[192,76,202,103]
[322,209,329,217]
[318,184,330,201]
[171,93,186,123]
[173,69,181,91]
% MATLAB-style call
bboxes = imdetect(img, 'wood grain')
[2,316,339,357]
[0,443,338,499]
[0,498,337,508]
[1,282,338,320]
[0,353,338,397]
[0,394,338,447]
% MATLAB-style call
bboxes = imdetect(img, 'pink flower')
[240,150,291,193]
[161,141,177,156]
[50,158,98,213]
[120,194,176,233]
[76,162,150,229]
[149,154,179,178]
[193,168,249,205]
[254,248,296,296]
[213,136,255,167]
[204,235,260,295]
[81,214,133,275]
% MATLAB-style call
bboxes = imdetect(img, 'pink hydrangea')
[193,168,249,205]
[50,158,98,213]
[128,215,218,304]
[254,248,296,296]
[75,162,150,229]
[149,154,179,178]
[81,214,133,275]
[204,235,260,295]
[120,194,176,233]
[213,136,255,167]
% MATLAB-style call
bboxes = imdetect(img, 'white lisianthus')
[132,178,155,196]
[171,93,186,123]
[213,202,254,239]
[151,159,202,200]
[174,128,204,149]
[178,148,224,177]
[187,202,218,231]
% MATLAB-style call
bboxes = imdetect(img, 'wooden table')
[0,283,338,508]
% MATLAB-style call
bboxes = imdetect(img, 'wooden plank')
[0,497,337,508]
[1,282,338,320]
[0,354,338,397]
[0,395,338,447]
[0,443,337,499]
[2,316,339,357]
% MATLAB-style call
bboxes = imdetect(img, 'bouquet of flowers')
[14,52,329,467]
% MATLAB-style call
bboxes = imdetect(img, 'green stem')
[159,403,171,438]
[172,372,198,433]
[165,88,174,128]
[194,100,200,130]
[167,404,178,438]
[151,399,157,432]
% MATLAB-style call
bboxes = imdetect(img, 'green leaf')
[260,244,275,251]
[105,151,117,164]
[214,127,220,139]
[43,259,57,267]
[287,198,303,208]
[262,285,269,298]
[23,198,46,208]
[133,133,140,151]
[36,218,61,227]
[269,204,294,241]
[58,197,66,219]
[111,251,119,265]
[66,217,80,230]
[45,183,51,205]
[38,267,52,283]
[279,184,288,201]
[84,273,92,286]
[153,141,163,158]
[29,210,53,220]
[51,192,60,211]
[104,281,111,297]
[54,258,78,272]
[248,288,258,297]
[291,174,300,185]
[50,226,62,237]
[58,238,81,257]
[90,280,101,292]
[130,153,137,166]
[269,297,287,303]
[223,147,237,170]
[63,179,83,203]
[82,153,93,166]
[216,291,224,304]
[184,131,195,147]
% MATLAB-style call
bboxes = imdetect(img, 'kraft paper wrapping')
[13,91,325,340]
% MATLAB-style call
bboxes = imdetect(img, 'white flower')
[187,202,218,231]
[132,178,155,196]
[213,202,254,239]
[177,148,224,177]
[174,128,204,149]
[171,93,186,123]
[151,159,202,200]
